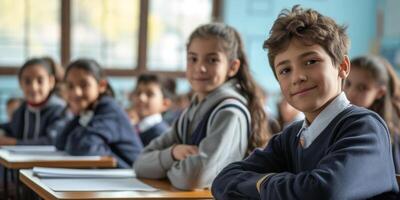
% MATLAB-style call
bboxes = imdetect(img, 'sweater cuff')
[159,146,175,170]
[256,173,276,193]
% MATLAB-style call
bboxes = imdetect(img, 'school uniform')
[392,134,400,173]
[135,114,169,146]
[134,79,250,190]
[212,93,399,200]
[6,94,70,145]
[55,96,143,168]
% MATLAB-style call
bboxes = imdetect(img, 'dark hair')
[351,55,400,139]
[187,23,271,153]
[65,58,114,97]
[18,57,55,80]
[41,56,64,84]
[263,5,350,78]
[136,74,174,99]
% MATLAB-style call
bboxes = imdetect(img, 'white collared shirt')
[297,92,351,148]
[136,114,163,133]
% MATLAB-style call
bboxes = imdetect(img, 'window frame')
[0,0,223,78]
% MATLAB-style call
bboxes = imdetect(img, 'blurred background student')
[131,74,171,146]
[0,57,70,145]
[344,55,400,173]
[55,59,143,168]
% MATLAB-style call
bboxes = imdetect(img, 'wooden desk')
[0,148,116,200]
[0,149,116,169]
[20,170,213,200]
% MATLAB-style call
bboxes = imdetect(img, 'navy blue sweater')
[139,121,169,147]
[212,106,398,200]
[6,94,71,145]
[55,96,143,168]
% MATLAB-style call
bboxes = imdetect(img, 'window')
[71,0,139,68]
[0,0,60,65]
[0,0,221,76]
[147,0,213,71]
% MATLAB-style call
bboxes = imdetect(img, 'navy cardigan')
[212,106,398,200]
[56,96,143,168]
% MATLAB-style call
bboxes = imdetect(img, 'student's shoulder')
[95,96,121,114]
[336,105,385,126]
[330,105,388,139]
[208,98,250,122]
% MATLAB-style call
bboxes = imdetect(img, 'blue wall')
[223,0,378,102]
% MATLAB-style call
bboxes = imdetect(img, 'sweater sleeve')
[133,127,180,179]
[166,107,249,190]
[212,114,398,200]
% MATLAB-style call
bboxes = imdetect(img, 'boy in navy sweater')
[211,5,399,200]
[131,74,170,146]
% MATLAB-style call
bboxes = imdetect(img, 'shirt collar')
[137,113,163,133]
[297,92,350,148]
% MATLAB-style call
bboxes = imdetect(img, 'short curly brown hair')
[263,5,350,78]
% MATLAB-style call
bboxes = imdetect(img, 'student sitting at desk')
[212,5,398,200]
[0,58,70,145]
[55,59,143,168]
[131,74,171,147]
[134,23,271,190]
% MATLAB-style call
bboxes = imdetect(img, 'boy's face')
[132,82,168,120]
[273,39,349,122]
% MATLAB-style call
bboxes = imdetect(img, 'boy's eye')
[305,59,318,65]
[79,81,89,89]
[146,91,155,97]
[278,67,291,75]
[37,77,44,84]
[24,79,31,85]
[67,83,74,90]
[357,85,367,92]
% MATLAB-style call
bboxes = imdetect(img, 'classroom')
[0,0,399,199]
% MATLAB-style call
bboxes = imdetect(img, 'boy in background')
[131,74,171,146]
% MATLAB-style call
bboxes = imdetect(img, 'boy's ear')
[98,79,108,93]
[338,55,350,79]
[228,59,241,78]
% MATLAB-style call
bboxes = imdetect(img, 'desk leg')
[15,170,20,200]
[3,167,8,200]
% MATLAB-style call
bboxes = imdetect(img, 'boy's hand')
[171,144,199,161]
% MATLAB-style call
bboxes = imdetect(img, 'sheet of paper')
[0,145,57,153]
[41,178,158,192]
[33,167,135,178]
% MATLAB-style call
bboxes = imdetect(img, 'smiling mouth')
[291,86,317,96]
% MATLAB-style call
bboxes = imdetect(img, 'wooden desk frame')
[20,170,213,200]
[0,150,116,200]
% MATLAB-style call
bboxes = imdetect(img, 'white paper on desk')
[0,145,57,153]
[41,178,158,192]
[33,167,135,178]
